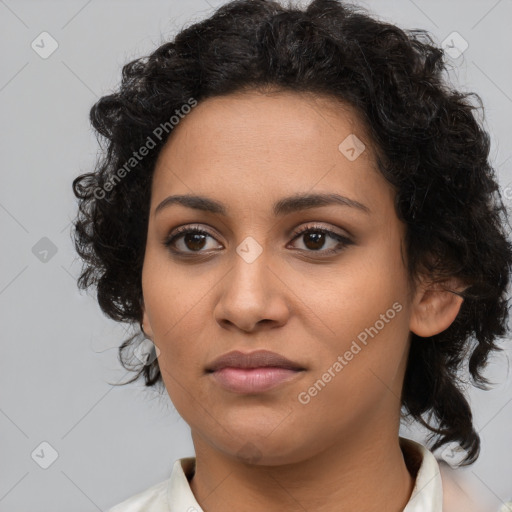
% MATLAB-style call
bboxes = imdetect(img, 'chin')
[214,429,312,467]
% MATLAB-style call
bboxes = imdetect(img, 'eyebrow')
[154,192,371,217]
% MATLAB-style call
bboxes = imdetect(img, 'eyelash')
[163,223,353,257]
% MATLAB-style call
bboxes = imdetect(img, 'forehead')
[151,89,392,216]
[160,89,373,156]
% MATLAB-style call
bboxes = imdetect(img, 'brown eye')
[302,231,327,250]
[163,223,353,258]
[288,224,353,256]
[164,226,222,254]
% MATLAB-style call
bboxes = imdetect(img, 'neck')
[189,424,415,512]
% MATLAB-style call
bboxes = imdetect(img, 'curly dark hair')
[71,0,512,466]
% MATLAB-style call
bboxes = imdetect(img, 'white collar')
[107,436,443,511]
[400,436,443,510]
[167,436,443,511]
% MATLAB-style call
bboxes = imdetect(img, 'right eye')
[163,225,223,254]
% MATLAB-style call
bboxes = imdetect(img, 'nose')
[213,248,290,333]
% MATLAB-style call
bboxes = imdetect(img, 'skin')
[141,89,465,512]
[439,463,489,511]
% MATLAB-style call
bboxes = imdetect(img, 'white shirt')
[106,436,443,511]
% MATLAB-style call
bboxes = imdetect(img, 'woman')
[72,0,512,510]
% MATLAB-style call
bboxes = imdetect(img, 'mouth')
[208,367,305,393]
[205,350,306,394]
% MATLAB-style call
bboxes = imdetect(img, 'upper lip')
[206,350,305,372]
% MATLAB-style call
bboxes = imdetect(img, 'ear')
[409,276,467,337]
[141,301,155,341]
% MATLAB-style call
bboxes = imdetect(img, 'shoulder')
[438,461,490,512]
[105,478,170,512]
[104,457,197,512]
[400,437,492,512]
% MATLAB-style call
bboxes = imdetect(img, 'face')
[141,90,416,465]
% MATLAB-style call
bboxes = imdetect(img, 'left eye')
[163,224,353,256]
[288,225,352,255]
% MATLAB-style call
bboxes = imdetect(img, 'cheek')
[302,250,408,343]
[299,242,410,394]
[142,255,207,365]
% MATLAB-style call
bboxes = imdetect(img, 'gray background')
[0,0,511,511]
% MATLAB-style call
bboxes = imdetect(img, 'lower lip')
[209,367,304,393]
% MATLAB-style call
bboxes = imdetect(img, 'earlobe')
[409,277,466,338]
[141,304,155,341]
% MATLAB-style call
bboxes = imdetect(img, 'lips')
[206,350,306,394]
[205,349,305,372]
